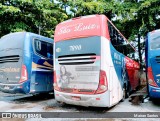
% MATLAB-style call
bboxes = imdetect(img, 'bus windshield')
[150,32,160,50]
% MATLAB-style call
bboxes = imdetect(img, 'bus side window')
[131,53,135,59]
[47,43,53,59]
[36,40,41,51]
[108,21,135,58]
[34,39,48,58]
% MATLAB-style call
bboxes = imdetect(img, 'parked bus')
[0,32,53,94]
[54,15,140,107]
[145,29,160,98]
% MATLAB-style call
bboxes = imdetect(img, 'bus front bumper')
[54,90,110,107]
[149,85,160,98]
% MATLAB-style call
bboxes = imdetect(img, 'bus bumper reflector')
[96,98,100,100]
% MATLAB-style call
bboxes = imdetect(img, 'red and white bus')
[54,15,140,107]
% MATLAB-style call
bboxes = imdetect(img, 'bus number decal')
[69,45,82,51]
[157,79,160,83]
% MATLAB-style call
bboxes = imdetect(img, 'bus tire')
[125,84,131,98]
[121,87,126,102]
[57,101,65,105]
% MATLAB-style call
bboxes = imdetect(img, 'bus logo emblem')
[56,48,61,52]
[69,45,81,51]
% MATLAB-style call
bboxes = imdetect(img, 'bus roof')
[54,14,109,42]
[54,14,136,51]
[1,32,53,43]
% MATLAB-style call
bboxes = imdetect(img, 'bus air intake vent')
[0,55,20,63]
[155,56,160,64]
[58,53,96,65]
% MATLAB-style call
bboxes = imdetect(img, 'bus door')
[30,39,53,93]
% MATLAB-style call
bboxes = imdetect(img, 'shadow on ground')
[49,101,118,113]
[151,98,160,106]
[0,92,54,103]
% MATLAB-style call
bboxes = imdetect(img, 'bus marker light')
[35,82,38,85]
[95,70,108,94]
[96,98,100,100]
[4,86,10,90]
[152,90,156,92]
[30,90,35,92]
[19,65,28,83]
[148,67,158,87]
[17,86,22,88]
[100,85,107,90]
[72,17,81,20]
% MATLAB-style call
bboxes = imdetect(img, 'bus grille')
[0,55,20,63]
[156,56,160,64]
[58,53,96,65]
[61,88,73,92]
[60,88,95,94]
[78,89,94,92]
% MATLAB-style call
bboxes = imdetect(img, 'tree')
[0,0,68,38]
[56,0,118,19]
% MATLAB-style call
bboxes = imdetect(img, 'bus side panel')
[31,53,53,94]
[30,37,53,94]
[22,33,32,94]
[101,37,123,106]
[125,60,139,90]
[147,32,160,98]
[110,44,124,103]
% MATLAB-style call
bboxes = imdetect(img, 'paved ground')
[0,91,160,121]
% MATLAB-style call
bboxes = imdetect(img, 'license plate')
[4,86,10,90]
[71,96,81,101]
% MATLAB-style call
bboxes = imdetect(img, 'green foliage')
[1,0,160,42]
[0,0,68,38]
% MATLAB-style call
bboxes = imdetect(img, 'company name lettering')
[0,67,20,72]
[58,23,100,35]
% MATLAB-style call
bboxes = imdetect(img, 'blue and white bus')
[54,15,140,107]
[145,29,160,98]
[0,32,53,94]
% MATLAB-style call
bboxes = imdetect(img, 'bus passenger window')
[34,39,48,58]
[36,40,41,51]
[47,44,53,59]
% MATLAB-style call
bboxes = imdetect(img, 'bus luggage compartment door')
[30,57,53,94]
